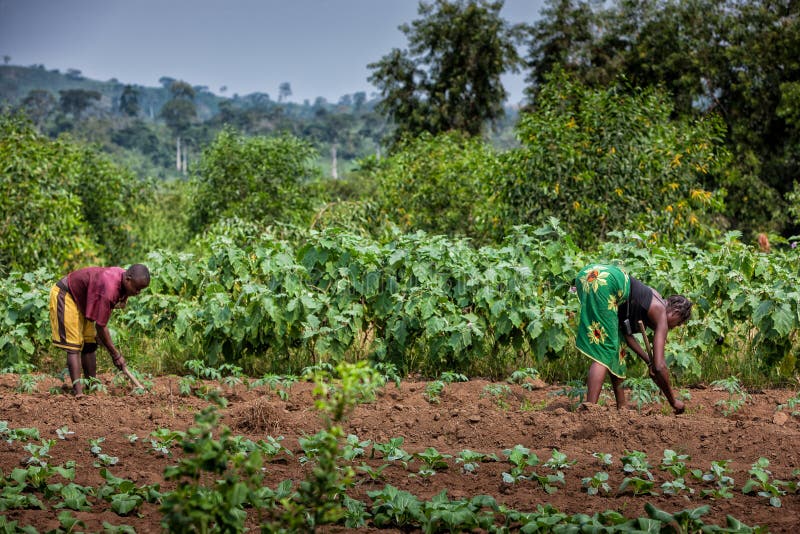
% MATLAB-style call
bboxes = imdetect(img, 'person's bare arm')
[94,324,125,370]
[648,302,684,413]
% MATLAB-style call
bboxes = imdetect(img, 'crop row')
[1,415,783,533]
[1,223,799,380]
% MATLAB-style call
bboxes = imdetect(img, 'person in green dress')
[574,264,692,414]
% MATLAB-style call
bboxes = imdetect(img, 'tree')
[368,0,523,141]
[368,131,501,240]
[119,84,140,117]
[188,128,319,233]
[498,73,729,247]
[523,0,800,238]
[0,113,144,271]
[20,89,56,127]
[524,0,600,98]
[58,89,101,119]
[279,82,292,102]
[160,80,198,172]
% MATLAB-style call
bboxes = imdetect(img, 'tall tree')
[118,84,140,117]
[524,0,800,237]
[368,0,523,141]
[160,80,198,172]
[58,89,101,120]
[20,89,56,127]
[279,82,292,102]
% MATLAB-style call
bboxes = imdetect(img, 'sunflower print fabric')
[574,264,630,378]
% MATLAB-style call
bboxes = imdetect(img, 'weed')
[424,380,445,404]
[711,376,748,416]
[548,380,586,410]
[481,384,511,409]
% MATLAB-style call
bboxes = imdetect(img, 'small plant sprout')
[342,434,371,461]
[424,380,445,404]
[698,460,736,499]
[776,392,800,416]
[544,449,576,470]
[502,444,564,492]
[593,452,613,467]
[742,457,787,507]
[413,447,451,477]
[56,426,74,440]
[582,471,611,495]
[456,449,498,474]
[502,444,540,484]
[507,367,540,390]
[548,380,586,410]
[357,462,389,483]
[624,377,661,411]
[439,371,468,383]
[711,376,748,416]
[23,439,55,466]
[660,449,691,477]
[661,477,694,495]
[16,373,45,393]
[126,434,139,443]
[621,450,654,480]
[88,437,105,456]
[482,384,512,409]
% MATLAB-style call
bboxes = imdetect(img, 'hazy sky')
[0,0,544,105]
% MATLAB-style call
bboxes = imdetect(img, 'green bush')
[498,73,730,247]
[0,112,145,272]
[366,131,502,242]
[187,128,320,234]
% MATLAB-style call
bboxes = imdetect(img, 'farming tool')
[638,320,656,375]
[121,365,145,390]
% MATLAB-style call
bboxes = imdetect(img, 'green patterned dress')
[575,264,631,378]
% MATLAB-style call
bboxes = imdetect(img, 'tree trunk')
[331,144,338,179]
[176,136,181,171]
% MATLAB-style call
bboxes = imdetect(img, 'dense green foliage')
[499,74,729,246]
[3,223,797,385]
[188,128,320,233]
[365,131,502,241]
[526,0,800,238]
[368,0,522,140]
[0,114,145,273]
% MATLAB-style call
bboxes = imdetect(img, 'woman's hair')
[666,295,693,325]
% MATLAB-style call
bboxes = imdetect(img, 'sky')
[0,0,545,106]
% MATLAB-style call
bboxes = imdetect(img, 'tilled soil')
[1,373,798,532]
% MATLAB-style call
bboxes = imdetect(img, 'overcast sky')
[0,0,544,105]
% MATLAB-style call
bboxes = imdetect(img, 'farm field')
[1,372,798,532]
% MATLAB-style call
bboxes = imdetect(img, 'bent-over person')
[574,263,692,414]
[49,264,150,395]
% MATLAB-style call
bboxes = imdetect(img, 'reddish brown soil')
[1,373,798,532]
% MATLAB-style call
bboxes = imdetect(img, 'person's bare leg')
[66,350,83,395]
[610,373,627,409]
[586,362,608,403]
[81,351,97,380]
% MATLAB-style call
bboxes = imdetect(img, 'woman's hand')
[672,398,685,415]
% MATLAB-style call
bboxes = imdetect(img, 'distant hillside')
[0,64,222,120]
[0,64,388,121]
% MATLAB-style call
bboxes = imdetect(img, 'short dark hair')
[666,295,692,325]
[127,264,150,286]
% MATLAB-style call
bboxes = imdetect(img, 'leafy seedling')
[742,457,787,507]
[582,471,611,495]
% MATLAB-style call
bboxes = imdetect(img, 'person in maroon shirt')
[49,264,150,395]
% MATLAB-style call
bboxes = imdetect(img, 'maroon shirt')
[66,267,126,327]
